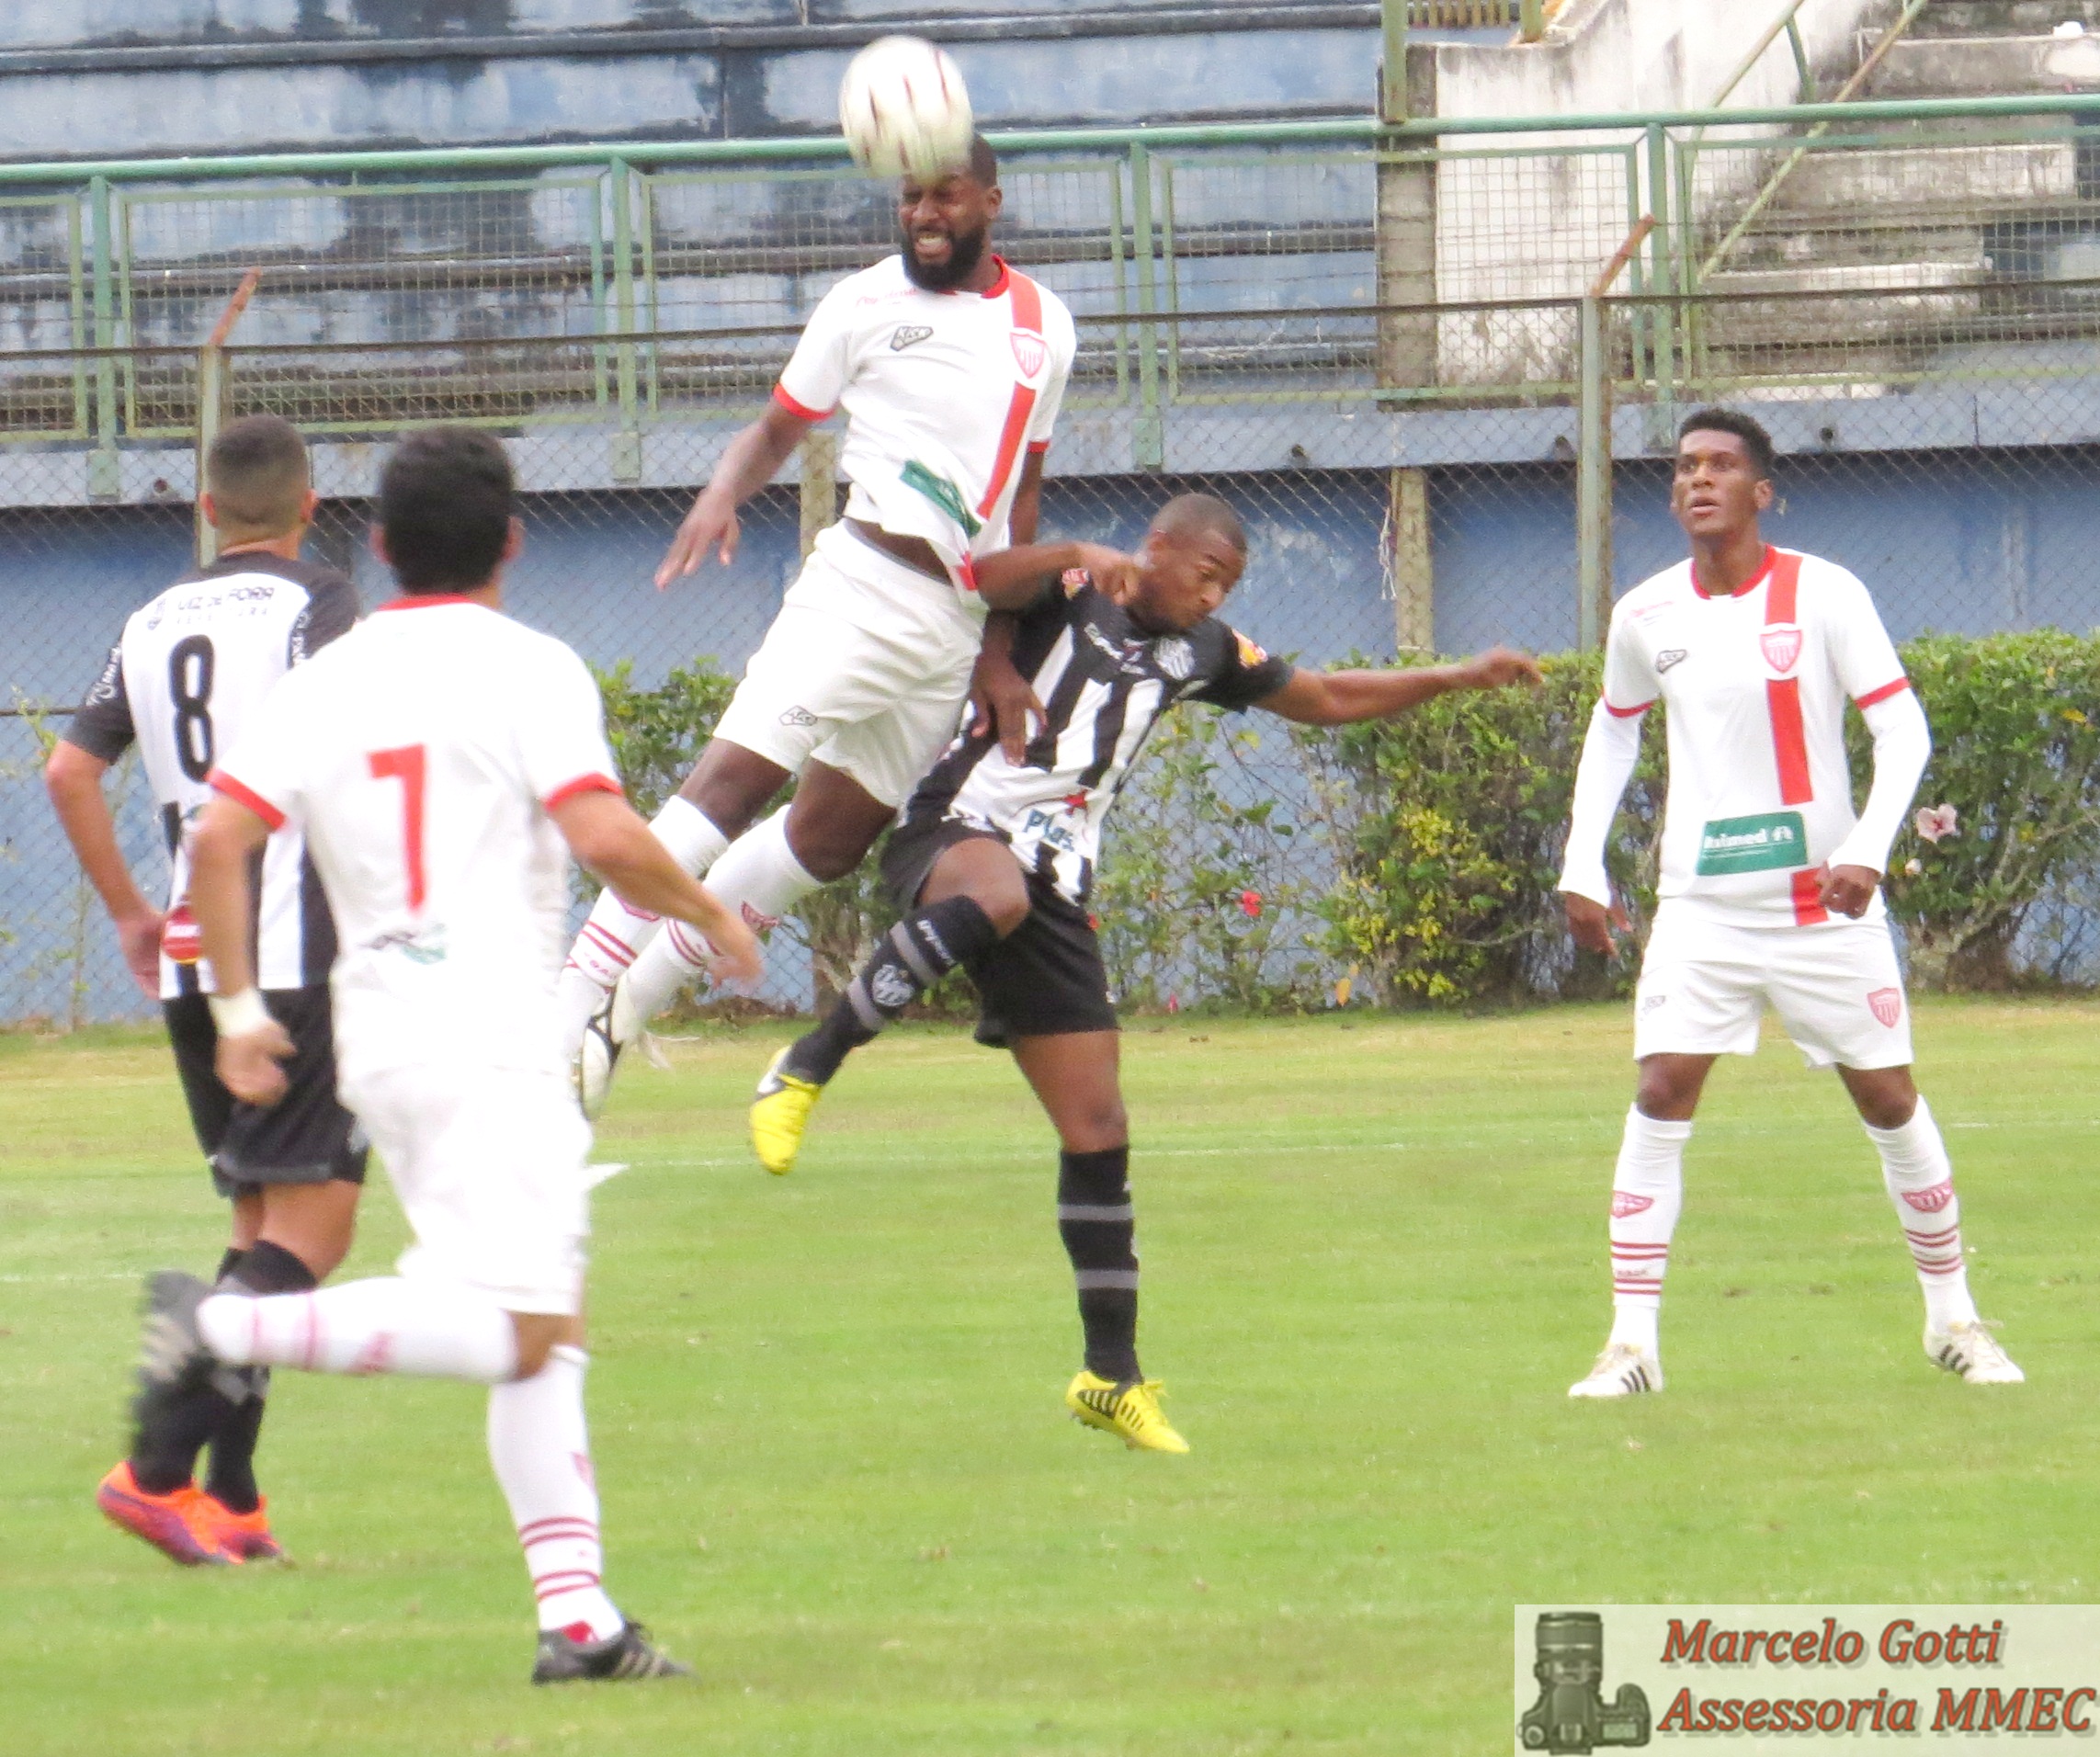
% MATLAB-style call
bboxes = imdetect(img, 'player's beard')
[901,221,990,291]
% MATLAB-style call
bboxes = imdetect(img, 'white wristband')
[209,989,271,1037]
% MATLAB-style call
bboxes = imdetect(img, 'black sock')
[784,896,1000,1085]
[131,1244,256,1494]
[203,1239,318,1513]
[1058,1146,1141,1384]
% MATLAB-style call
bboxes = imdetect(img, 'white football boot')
[1924,1319,2025,1385]
[1568,1341,1664,1399]
[573,973,644,1120]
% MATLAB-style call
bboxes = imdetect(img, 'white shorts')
[1632,901,1914,1070]
[345,1063,591,1315]
[711,523,983,809]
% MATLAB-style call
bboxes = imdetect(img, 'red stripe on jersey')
[375,593,482,613]
[209,768,287,832]
[1767,677,1813,804]
[1790,867,1829,926]
[1763,551,1812,806]
[1765,549,1799,623]
[977,273,1045,519]
[772,383,834,423]
[543,772,622,811]
[1604,697,1653,719]
[1854,676,1911,708]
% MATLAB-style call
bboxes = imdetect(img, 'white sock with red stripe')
[1864,1096,1979,1330]
[621,805,819,1023]
[557,798,731,1049]
[196,1277,518,1382]
[1606,1106,1690,1355]
[488,1343,623,1642]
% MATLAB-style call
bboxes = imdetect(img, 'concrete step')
[1905,0,2100,37]
[1771,141,2078,210]
[1867,32,2100,97]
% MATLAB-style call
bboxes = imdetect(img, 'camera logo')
[1519,1613,1651,1753]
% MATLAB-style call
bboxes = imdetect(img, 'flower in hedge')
[1905,858,1923,876]
[1913,803,1959,844]
[1239,890,1262,919]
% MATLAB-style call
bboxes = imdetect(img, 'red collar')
[1691,545,1776,599]
[375,593,485,612]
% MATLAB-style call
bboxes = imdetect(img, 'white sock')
[1606,1105,1690,1355]
[623,805,821,1023]
[558,799,731,1048]
[488,1343,624,1642]
[1865,1095,1979,1331]
[198,1276,519,1383]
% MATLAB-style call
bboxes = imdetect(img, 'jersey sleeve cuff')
[542,772,623,811]
[1853,676,1911,708]
[209,769,287,832]
[1603,697,1653,719]
[772,383,834,423]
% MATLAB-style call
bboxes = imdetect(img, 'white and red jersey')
[210,595,621,1086]
[773,254,1076,594]
[1589,546,1913,926]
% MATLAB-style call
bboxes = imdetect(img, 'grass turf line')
[3,1000,2094,1755]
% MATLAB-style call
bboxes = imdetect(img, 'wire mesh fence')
[9,110,2100,1025]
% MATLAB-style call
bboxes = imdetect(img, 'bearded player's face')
[898,171,1001,291]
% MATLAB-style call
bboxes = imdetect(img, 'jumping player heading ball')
[1558,408,2021,1399]
[744,494,1540,1452]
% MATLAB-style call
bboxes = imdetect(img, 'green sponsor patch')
[1697,810,1808,875]
[900,459,982,538]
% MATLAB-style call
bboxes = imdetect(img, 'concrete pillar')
[1389,467,1435,652]
[1376,51,1437,395]
[800,428,839,560]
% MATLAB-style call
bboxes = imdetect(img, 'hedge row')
[596,629,2100,1012]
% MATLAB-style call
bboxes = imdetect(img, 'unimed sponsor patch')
[1515,1605,2100,1752]
[1695,810,1807,877]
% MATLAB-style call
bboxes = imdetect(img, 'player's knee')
[507,1312,572,1379]
[982,885,1030,937]
[1059,1101,1128,1154]
[1634,1061,1700,1119]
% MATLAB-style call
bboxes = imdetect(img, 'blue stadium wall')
[6,448,2096,1026]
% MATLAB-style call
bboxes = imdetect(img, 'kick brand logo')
[889,323,933,350]
[1761,625,1803,674]
[1654,648,1689,674]
[1010,328,1047,379]
[1901,1180,1955,1214]
[1867,987,1903,1027]
[778,705,818,728]
[1519,1613,1652,1753]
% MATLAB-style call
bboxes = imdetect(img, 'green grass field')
[5,1000,2096,1755]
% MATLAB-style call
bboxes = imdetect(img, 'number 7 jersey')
[208,596,623,1085]
[64,551,358,999]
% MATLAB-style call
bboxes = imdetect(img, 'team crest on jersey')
[1761,624,1803,674]
[1153,637,1195,681]
[1867,986,1904,1028]
[1010,329,1048,380]
[890,324,933,351]
[1061,567,1090,597]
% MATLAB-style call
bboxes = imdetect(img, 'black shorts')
[164,989,369,1199]
[880,816,1119,1049]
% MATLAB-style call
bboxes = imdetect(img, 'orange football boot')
[95,1462,231,1566]
[194,1494,285,1562]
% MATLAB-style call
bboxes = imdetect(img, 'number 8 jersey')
[64,551,358,999]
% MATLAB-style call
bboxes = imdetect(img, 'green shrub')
[1856,629,2100,990]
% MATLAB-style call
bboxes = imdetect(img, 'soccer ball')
[838,36,975,182]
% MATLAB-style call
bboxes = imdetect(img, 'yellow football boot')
[750,1047,823,1176]
[1063,1371,1190,1454]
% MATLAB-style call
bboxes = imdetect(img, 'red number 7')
[367,744,427,911]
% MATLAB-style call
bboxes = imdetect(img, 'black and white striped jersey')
[63,551,358,999]
[901,570,1293,903]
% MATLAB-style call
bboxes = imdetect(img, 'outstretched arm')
[1253,646,1541,726]
[1558,699,1643,956]
[45,740,163,998]
[656,401,813,586]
